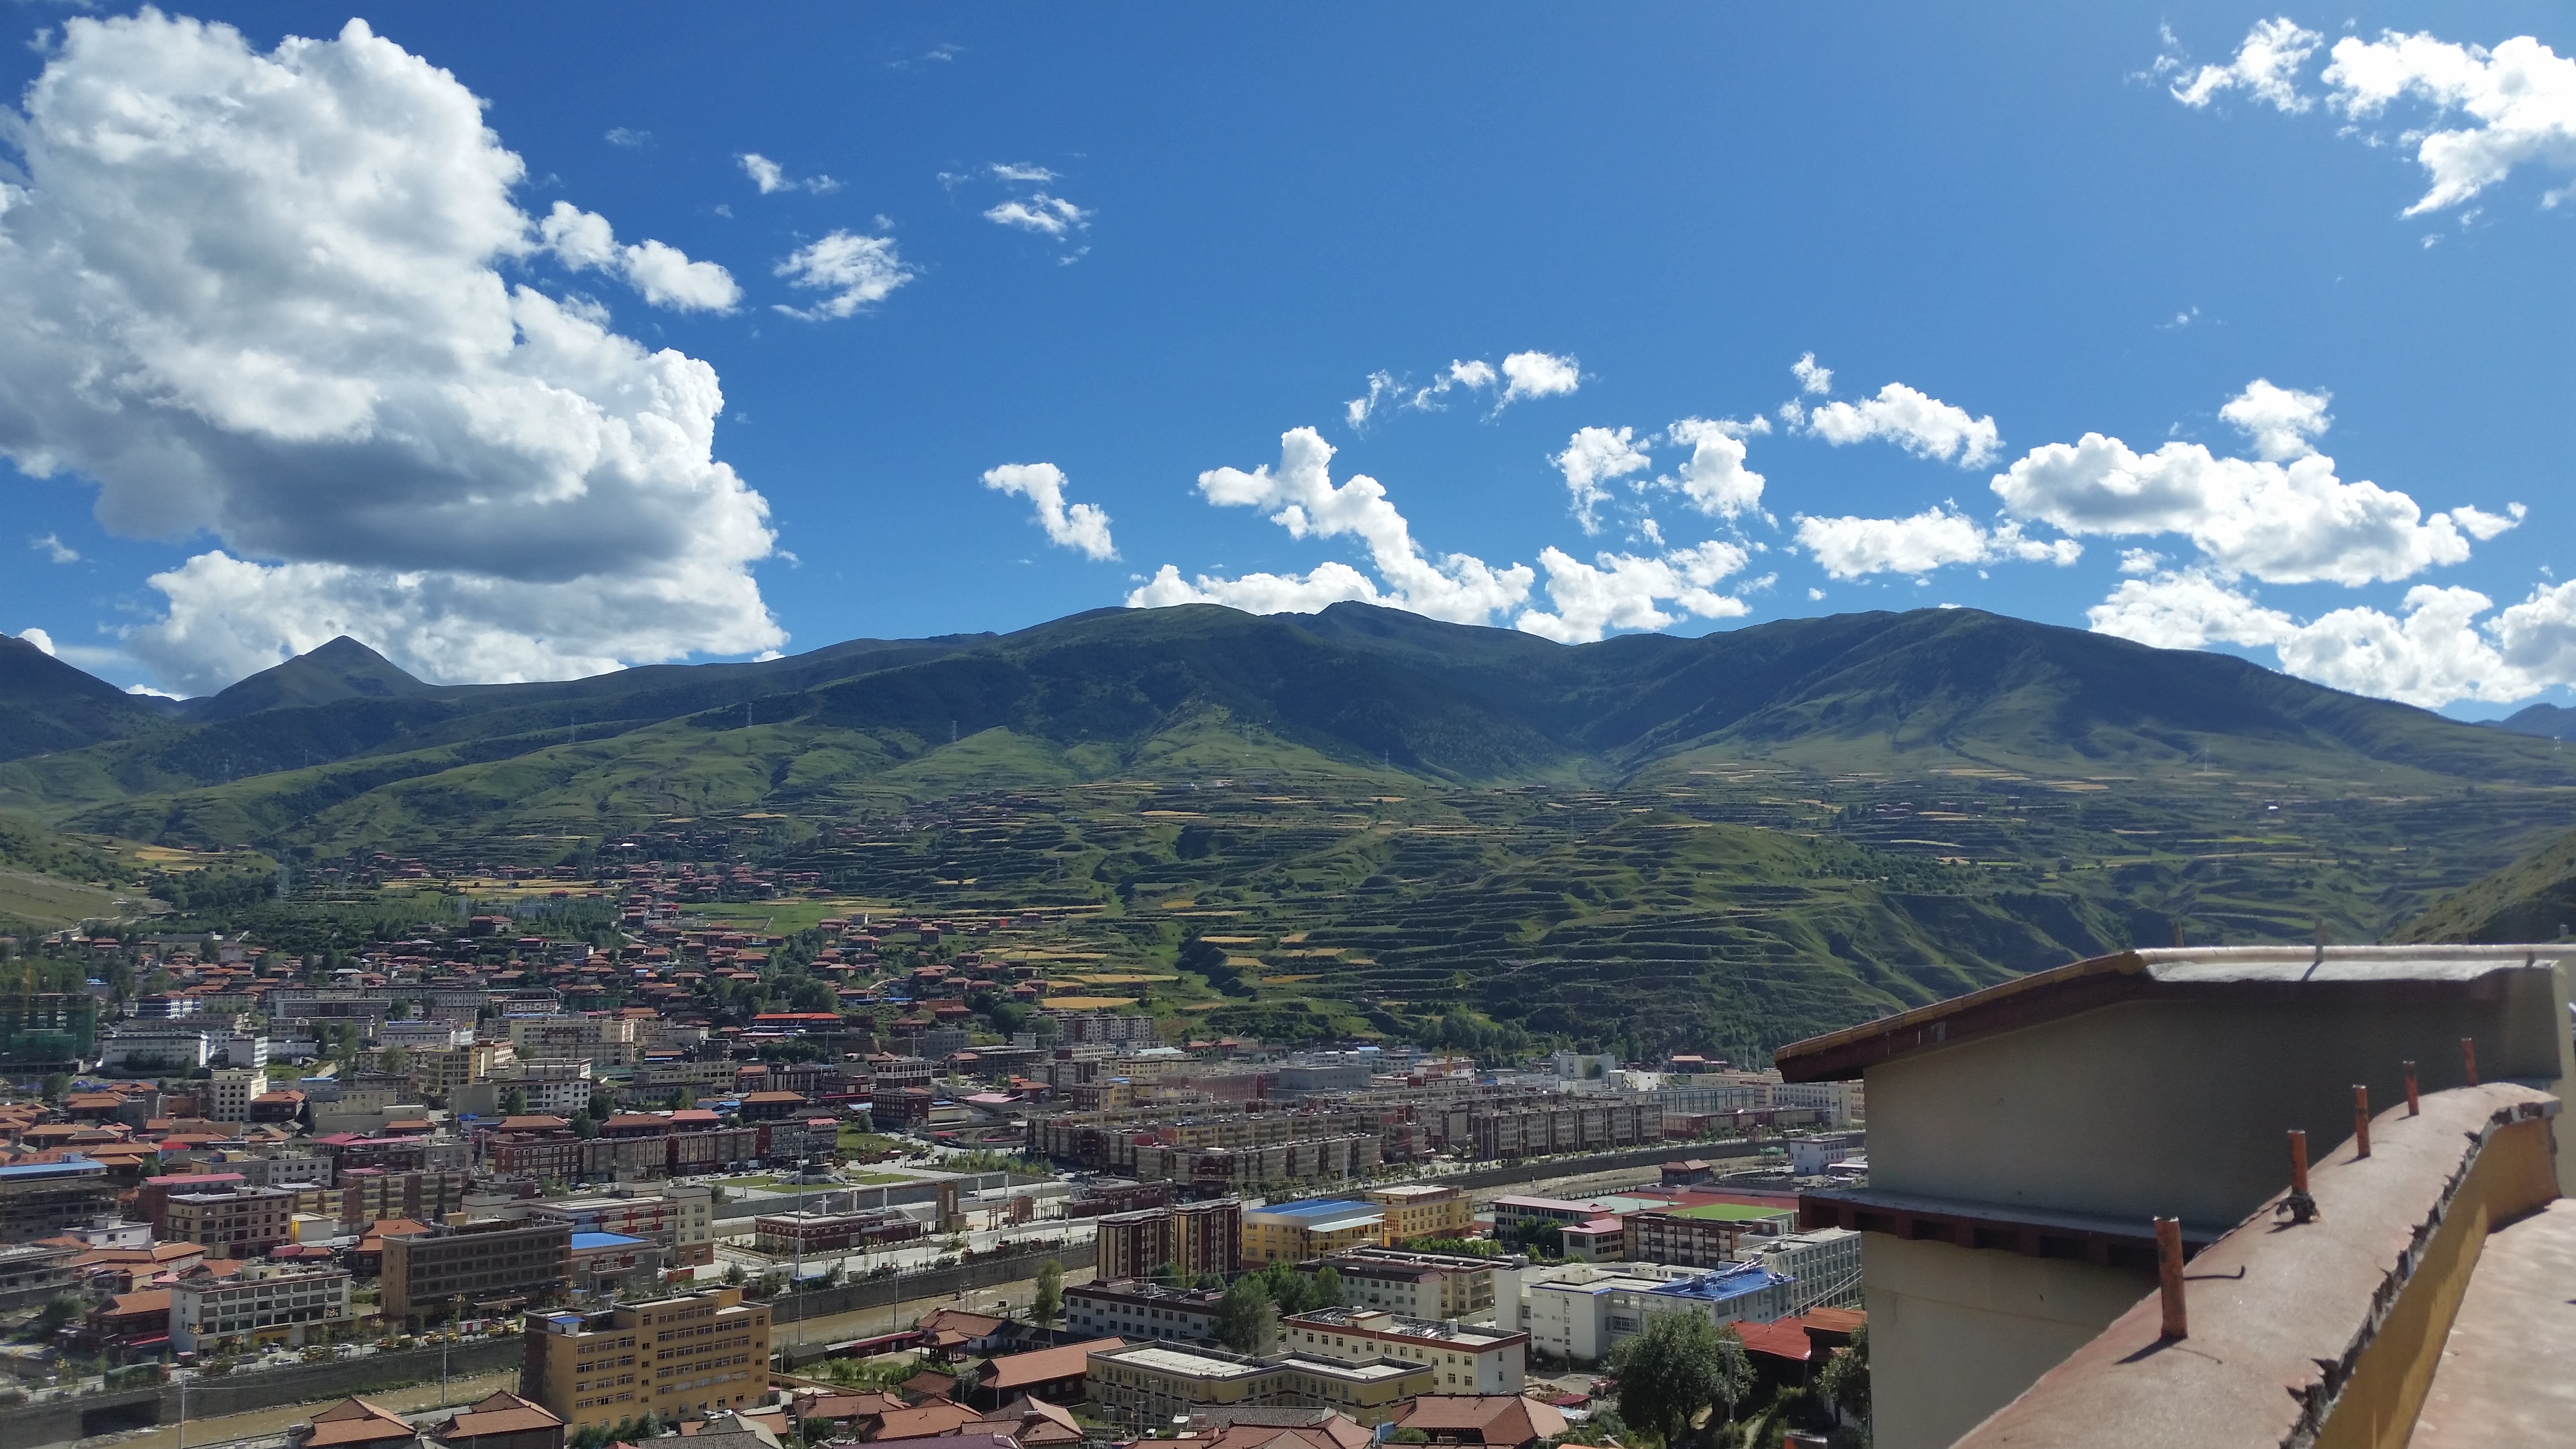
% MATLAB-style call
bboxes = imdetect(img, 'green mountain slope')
[10,602,2573,855]
[0,634,172,763]
[188,637,437,721]
[2489,702,2576,742]
[2395,824,2576,944]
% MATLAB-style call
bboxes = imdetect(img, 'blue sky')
[1,3,2570,714]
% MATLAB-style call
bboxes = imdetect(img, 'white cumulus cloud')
[2087,569,2571,707]
[1800,379,2002,468]
[1499,352,1581,405]
[980,463,1116,561]
[1791,353,1833,395]
[1553,426,1653,534]
[2169,17,2323,112]
[738,152,839,195]
[0,12,783,693]
[1127,427,1533,625]
[1515,541,1753,644]
[983,194,1090,237]
[1793,508,2078,581]
[1126,561,1385,616]
[538,203,740,311]
[17,628,56,657]
[2496,579,2576,686]
[30,533,79,564]
[2324,30,2576,214]
[1660,418,1768,520]
[1990,384,2515,587]
[2217,378,2331,461]
[774,231,917,319]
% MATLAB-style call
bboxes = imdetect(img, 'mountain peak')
[191,635,434,722]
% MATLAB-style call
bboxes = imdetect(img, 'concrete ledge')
[1950,1084,2560,1449]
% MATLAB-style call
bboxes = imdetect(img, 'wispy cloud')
[773,231,917,319]
[888,42,961,72]
[984,194,1090,238]
[738,152,840,195]
[603,127,651,149]
[1345,350,1580,427]
[30,532,78,564]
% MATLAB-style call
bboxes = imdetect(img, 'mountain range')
[7,603,2572,1054]
[3,603,2569,852]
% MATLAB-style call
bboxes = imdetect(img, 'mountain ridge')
[5,604,2569,853]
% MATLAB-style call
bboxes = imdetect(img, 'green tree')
[1310,1266,1345,1308]
[569,1113,599,1139]
[502,1086,530,1115]
[1151,1258,1186,1289]
[1816,1323,1871,1447]
[1610,1310,1752,1445]
[1032,1259,1063,1326]
[31,1293,83,1337]
[1214,1275,1277,1355]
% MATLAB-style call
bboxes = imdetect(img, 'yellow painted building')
[1363,1185,1472,1242]
[1241,1199,1386,1266]
[522,1287,772,1432]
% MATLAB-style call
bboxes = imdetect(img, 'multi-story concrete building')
[1278,1308,1526,1394]
[1085,1343,1433,1426]
[1095,1199,1241,1281]
[336,1167,470,1229]
[1242,1199,1385,1266]
[1030,1106,1384,1187]
[1047,1012,1160,1047]
[1517,1263,1698,1363]
[749,1208,922,1256]
[1622,1206,1793,1269]
[165,1186,300,1259]
[0,1157,117,1240]
[1062,1279,1225,1345]
[567,1232,668,1299]
[522,1185,716,1267]
[99,1018,211,1072]
[203,1151,335,1191]
[1466,1100,1654,1159]
[170,1260,353,1351]
[1310,1247,1513,1325]
[521,1288,772,1431]
[1361,1184,1471,1243]
[208,1068,269,1123]
[510,1017,639,1069]
[1749,1228,1862,1309]
[383,1217,572,1325]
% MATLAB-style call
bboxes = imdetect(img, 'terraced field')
[740,756,2571,1060]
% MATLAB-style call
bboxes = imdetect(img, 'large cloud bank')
[0,12,783,692]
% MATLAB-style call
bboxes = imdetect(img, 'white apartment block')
[209,1069,269,1123]
[170,1262,352,1350]
[1519,1263,1696,1362]
[1279,1307,1526,1394]
[1751,1227,1863,1308]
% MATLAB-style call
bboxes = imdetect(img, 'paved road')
[765,1263,1096,1350]
[65,1370,524,1449]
